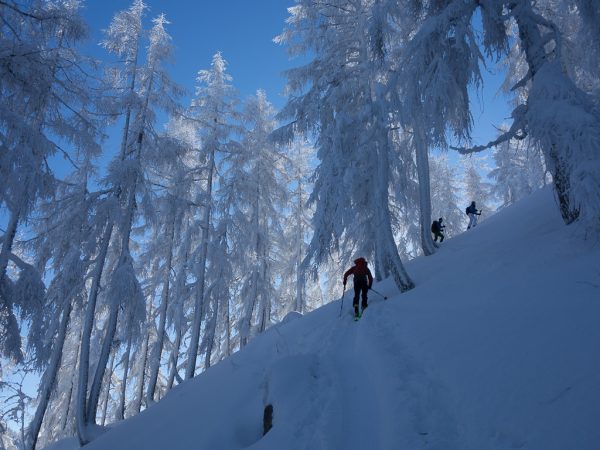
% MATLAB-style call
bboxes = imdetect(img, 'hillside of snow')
[48,187,600,450]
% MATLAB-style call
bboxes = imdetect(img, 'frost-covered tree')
[231,90,288,346]
[0,371,31,447]
[502,0,600,225]
[24,160,99,450]
[143,126,193,403]
[76,11,181,444]
[389,0,484,255]
[276,0,414,291]
[279,137,315,315]
[207,178,238,359]
[449,0,600,228]
[536,0,600,97]
[0,0,102,366]
[463,161,494,221]
[429,154,464,239]
[185,52,239,379]
[35,312,82,447]
[489,133,547,208]
[74,0,146,440]
[200,220,234,367]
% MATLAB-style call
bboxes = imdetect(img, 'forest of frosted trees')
[1,0,598,448]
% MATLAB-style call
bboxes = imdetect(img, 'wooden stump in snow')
[263,404,273,435]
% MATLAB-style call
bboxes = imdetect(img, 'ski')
[353,308,364,321]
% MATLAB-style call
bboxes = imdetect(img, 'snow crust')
[46,187,600,450]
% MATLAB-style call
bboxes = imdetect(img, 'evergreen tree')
[489,133,547,208]
[276,0,414,291]
[429,154,464,240]
[233,90,288,346]
[185,52,239,379]
[143,119,195,403]
[389,0,484,255]
[280,137,315,315]
[76,11,181,444]
[0,0,102,367]
[445,0,600,228]
[463,161,494,221]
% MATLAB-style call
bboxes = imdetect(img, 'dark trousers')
[433,231,444,242]
[353,278,369,310]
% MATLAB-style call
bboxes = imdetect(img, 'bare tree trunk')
[375,127,414,292]
[186,147,216,379]
[134,327,150,413]
[293,180,306,313]
[0,208,20,281]
[61,382,73,432]
[116,339,132,421]
[146,217,175,403]
[241,187,262,348]
[26,300,72,450]
[101,348,116,426]
[86,294,119,423]
[76,223,113,445]
[413,127,436,255]
[166,326,182,391]
[225,294,232,357]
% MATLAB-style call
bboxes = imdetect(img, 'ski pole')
[339,285,346,317]
[369,287,388,300]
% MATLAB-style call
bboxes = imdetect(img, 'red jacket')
[343,257,373,286]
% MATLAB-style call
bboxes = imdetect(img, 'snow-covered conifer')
[429,154,465,239]
[0,0,102,365]
[453,0,600,228]
[390,0,483,255]
[231,90,288,346]
[463,162,494,222]
[279,137,315,315]
[276,0,414,291]
[489,133,547,208]
[76,10,181,444]
[185,52,239,378]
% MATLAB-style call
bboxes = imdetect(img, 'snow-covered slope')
[50,187,600,450]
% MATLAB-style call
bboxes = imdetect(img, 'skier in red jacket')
[343,257,374,318]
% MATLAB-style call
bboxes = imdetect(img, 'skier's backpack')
[465,206,469,215]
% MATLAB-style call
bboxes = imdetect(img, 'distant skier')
[466,201,481,230]
[343,257,373,318]
[431,217,445,242]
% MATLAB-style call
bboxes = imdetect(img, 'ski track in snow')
[307,302,462,450]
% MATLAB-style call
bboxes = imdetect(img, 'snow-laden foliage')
[184,51,239,379]
[230,90,288,346]
[429,154,465,239]
[278,137,316,315]
[276,0,413,291]
[454,0,600,228]
[107,253,145,342]
[489,133,548,208]
[0,0,102,367]
[463,161,494,220]
[393,0,483,146]
[525,60,600,225]
[73,6,183,445]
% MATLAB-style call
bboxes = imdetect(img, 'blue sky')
[82,0,294,110]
